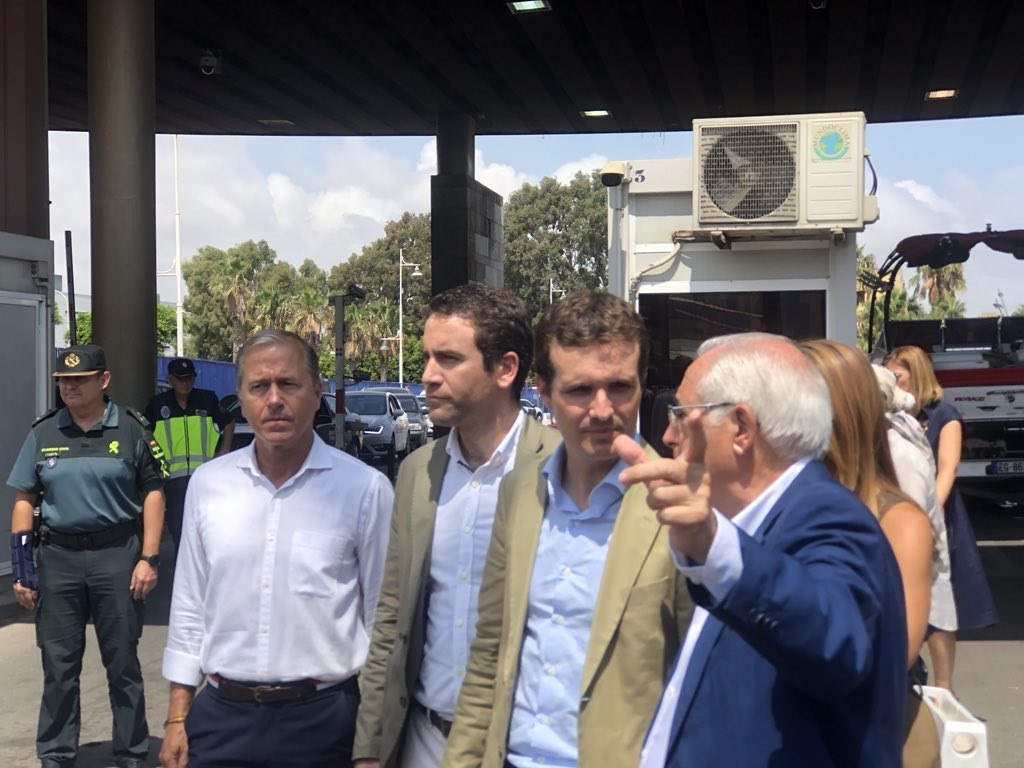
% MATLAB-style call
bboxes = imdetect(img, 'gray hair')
[236,329,320,387]
[696,333,832,461]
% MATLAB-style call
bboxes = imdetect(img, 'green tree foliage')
[156,304,178,352]
[183,241,331,363]
[328,213,432,380]
[65,312,93,345]
[1012,305,1024,317]
[503,170,608,323]
[64,306,175,350]
[910,264,966,308]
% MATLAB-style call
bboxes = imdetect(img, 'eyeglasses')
[667,402,736,426]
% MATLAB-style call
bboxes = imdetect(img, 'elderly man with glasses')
[615,332,909,768]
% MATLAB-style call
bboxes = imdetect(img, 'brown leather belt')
[208,673,357,704]
[416,700,453,737]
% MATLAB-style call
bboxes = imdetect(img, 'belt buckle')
[252,684,286,703]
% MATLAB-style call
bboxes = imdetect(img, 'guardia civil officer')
[144,356,233,551]
[8,344,166,768]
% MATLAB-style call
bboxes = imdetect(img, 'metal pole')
[398,248,404,387]
[64,231,78,345]
[173,134,184,355]
[333,294,346,449]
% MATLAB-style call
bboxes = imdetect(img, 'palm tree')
[292,288,328,347]
[910,264,966,307]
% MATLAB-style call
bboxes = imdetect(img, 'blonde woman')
[883,345,998,694]
[802,340,938,767]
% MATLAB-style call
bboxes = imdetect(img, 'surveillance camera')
[199,50,220,76]
[600,161,629,188]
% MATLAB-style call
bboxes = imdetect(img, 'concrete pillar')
[430,113,505,296]
[1,0,49,239]
[436,113,475,177]
[88,0,156,411]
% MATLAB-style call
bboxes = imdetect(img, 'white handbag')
[915,685,989,767]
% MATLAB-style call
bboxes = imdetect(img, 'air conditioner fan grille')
[699,123,798,223]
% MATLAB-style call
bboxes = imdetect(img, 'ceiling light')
[507,1,551,13]
[257,119,296,126]
[580,109,611,118]
[925,89,958,101]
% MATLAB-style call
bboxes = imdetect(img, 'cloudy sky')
[48,114,1024,317]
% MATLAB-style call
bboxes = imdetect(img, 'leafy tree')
[1013,305,1024,317]
[910,264,966,308]
[64,307,176,350]
[328,213,432,380]
[182,246,233,360]
[65,312,93,345]
[53,305,64,326]
[503,170,608,323]
[156,304,178,352]
[927,295,966,319]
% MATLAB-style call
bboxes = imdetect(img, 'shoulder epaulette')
[125,406,151,429]
[32,407,60,427]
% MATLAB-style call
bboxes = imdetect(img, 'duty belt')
[38,519,139,550]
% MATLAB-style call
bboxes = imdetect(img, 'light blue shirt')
[507,444,626,768]
[638,458,809,768]
[414,412,526,716]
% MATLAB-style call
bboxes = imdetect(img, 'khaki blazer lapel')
[406,440,451,652]
[499,460,549,687]
[580,476,663,697]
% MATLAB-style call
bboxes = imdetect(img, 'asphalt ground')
[1,499,1020,767]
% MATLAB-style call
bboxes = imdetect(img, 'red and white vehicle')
[871,229,1024,503]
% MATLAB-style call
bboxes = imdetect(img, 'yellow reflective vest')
[152,413,218,480]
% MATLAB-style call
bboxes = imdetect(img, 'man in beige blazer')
[354,284,559,768]
[443,292,693,768]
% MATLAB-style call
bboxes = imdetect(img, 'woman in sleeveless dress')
[803,340,938,767]
[884,345,998,695]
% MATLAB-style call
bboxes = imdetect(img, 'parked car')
[364,387,428,451]
[345,390,411,461]
[221,393,364,457]
[321,394,367,458]
[416,395,433,439]
[520,398,543,422]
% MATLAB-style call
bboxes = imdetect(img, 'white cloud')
[552,153,607,183]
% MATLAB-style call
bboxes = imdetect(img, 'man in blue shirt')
[443,292,692,768]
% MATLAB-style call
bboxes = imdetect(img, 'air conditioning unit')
[693,112,877,234]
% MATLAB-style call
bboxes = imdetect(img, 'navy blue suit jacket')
[664,461,907,767]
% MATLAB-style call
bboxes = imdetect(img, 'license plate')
[990,460,1024,475]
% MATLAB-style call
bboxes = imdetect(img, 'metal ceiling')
[46,0,1024,137]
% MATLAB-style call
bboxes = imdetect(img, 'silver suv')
[345,391,411,461]
[364,388,428,451]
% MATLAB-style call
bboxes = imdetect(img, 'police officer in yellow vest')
[144,358,234,551]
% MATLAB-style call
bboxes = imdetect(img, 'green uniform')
[7,399,165,767]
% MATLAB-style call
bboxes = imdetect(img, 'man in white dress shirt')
[159,330,394,768]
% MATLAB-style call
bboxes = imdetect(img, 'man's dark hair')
[427,283,532,400]
[534,291,649,384]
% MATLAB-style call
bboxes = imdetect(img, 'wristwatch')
[141,553,160,568]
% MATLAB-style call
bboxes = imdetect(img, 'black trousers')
[35,535,147,765]
[163,476,190,552]
[186,678,360,767]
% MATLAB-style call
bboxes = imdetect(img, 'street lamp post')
[331,283,366,449]
[396,248,423,386]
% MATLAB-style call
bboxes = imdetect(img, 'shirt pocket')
[288,531,352,599]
